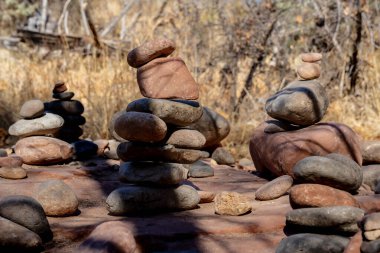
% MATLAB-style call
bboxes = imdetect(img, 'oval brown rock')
[255,175,293,201]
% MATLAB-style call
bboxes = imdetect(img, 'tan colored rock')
[361,140,380,164]
[301,52,322,62]
[198,191,216,203]
[137,57,199,99]
[364,230,380,241]
[289,184,359,209]
[297,62,321,80]
[0,167,27,179]
[249,121,362,177]
[0,155,23,167]
[78,221,137,253]
[93,139,109,156]
[127,38,175,68]
[255,175,293,201]
[14,136,73,165]
[166,129,206,149]
[214,191,252,216]
[362,213,380,231]
[36,180,79,216]
[19,99,45,119]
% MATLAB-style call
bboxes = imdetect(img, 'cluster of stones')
[248,53,373,252]
[106,38,215,215]
[45,81,85,142]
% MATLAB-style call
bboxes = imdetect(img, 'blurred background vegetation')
[0,0,379,158]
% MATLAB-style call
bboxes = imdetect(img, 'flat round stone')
[186,160,214,178]
[53,81,67,93]
[211,147,235,165]
[106,185,199,215]
[0,167,27,180]
[19,99,45,119]
[301,52,323,62]
[255,175,293,201]
[52,91,74,100]
[127,98,203,126]
[166,129,206,149]
[45,100,84,115]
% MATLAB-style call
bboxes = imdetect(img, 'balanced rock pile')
[45,81,86,142]
[106,38,211,215]
[8,98,73,165]
[248,53,367,252]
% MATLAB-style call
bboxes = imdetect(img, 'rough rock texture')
[286,206,364,234]
[301,52,323,62]
[188,107,230,147]
[8,113,64,137]
[127,98,203,126]
[289,184,359,208]
[166,129,206,149]
[114,111,167,143]
[265,80,329,126]
[296,63,321,80]
[362,140,380,164]
[276,233,349,253]
[14,136,73,165]
[363,165,380,190]
[35,180,79,216]
[0,195,52,241]
[106,185,200,215]
[214,191,252,216]
[0,167,27,179]
[19,99,45,119]
[211,147,235,165]
[78,221,137,253]
[0,216,43,252]
[293,155,362,192]
[249,121,362,177]
[117,142,209,164]
[255,175,293,201]
[127,38,175,68]
[198,191,216,203]
[119,162,188,185]
[137,57,199,99]
[364,230,380,241]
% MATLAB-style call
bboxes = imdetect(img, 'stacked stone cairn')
[248,53,369,252]
[106,38,211,215]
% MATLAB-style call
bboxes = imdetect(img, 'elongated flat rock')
[106,185,200,215]
[45,100,84,115]
[8,113,63,137]
[114,111,167,143]
[119,162,188,185]
[127,98,203,127]
[117,142,209,164]
[255,175,293,201]
[166,129,206,149]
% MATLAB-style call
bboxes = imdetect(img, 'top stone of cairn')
[127,38,176,68]
[300,52,323,63]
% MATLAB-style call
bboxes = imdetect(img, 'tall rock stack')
[45,81,86,142]
[106,38,208,215]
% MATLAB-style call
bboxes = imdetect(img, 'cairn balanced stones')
[45,81,85,142]
[107,38,206,215]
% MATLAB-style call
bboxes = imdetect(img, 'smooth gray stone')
[109,111,126,142]
[0,195,52,241]
[362,141,380,164]
[19,99,45,119]
[275,233,349,253]
[117,142,209,164]
[186,160,214,178]
[264,119,304,133]
[265,80,329,126]
[363,165,380,190]
[106,185,200,215]
[188,107,230,147]
[52,91,74,100]
[211,147,235,165]
[127,98,203,126]
[119,162,188,185]
[165,129,206,149]
[0,217,43,252]
[361,240,380,253]
[8,113,64,137]
[286,206,364,233]
[293,155,362,192]
[45,100,84,115]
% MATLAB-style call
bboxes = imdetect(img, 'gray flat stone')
[186,160,214,178]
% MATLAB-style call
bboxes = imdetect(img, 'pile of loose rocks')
[248,53,380,252]
[106,38,213,215]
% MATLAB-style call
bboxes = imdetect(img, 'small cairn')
[45,81,85,142]
[106,38,209,215]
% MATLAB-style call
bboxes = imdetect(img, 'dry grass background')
[0,0,379,159]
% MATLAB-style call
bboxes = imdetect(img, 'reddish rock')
[137,57,199,100]
[14,136,73,165]
[214,191,252,216]
[0,155,23,167]
[297,62,321,80]
[198,191,216,203]
[53,81,67,93]
[249,121,362,177]
[356,195,380,213]
[344,231,362,253]
[301,52,323,62]
[255,175,293,201]
[0,167,27,179]
[289,184,359,209]
[78,221,136,253]
[127,38,175,68]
